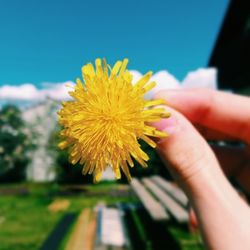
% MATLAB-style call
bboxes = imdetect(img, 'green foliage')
[0,105,24,128]
[48,127,93,184]
[0,105,32,182]
[56,146,93,184]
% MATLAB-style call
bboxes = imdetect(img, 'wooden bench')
[151,176,188,207]
[95,205,129,250]
[65,208,96,250]
[142,178,188,223]
[131,176,189,223]
[130,178,169,221]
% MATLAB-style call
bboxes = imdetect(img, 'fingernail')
[151,115,176,135]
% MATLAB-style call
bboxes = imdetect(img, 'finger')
[195,124,236,141]
[151,106,221,185]
[155,89,250,144]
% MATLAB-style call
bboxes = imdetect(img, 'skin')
[152,89,250,250]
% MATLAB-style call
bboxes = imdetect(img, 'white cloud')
[148,71,181,99]
[40,81,74,100]
[130,67,217,99]
[0,84,41,100]
[0,81,74,101]
[182,68,217,89]
[0,68,217,102]
[129,70,143,84]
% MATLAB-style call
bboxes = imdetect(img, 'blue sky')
[0,0,228,87]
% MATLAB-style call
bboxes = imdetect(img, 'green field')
[0,182,203,250]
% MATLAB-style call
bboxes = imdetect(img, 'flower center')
[100,113,121,125]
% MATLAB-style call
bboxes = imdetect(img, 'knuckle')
[170,144,213,182]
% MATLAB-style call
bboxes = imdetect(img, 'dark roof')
[209,0,250,92]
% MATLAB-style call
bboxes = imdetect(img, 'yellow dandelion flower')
[58,58,170,183]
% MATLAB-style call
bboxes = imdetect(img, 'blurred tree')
[48,126,93,184]
[0,105,32,182]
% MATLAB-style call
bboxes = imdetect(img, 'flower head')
[58,59,170,183]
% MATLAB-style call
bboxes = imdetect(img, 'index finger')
[155,89,250,143]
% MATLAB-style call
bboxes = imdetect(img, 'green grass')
[168,225,204,250]
[0,182,134,250]
[0,195,61,250]
[0,182,204,250]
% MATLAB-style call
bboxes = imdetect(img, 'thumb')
[152,105,220,186]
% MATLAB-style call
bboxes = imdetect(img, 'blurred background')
[0,0,249,249]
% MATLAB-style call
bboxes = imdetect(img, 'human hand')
[152,88,250,250]
[153,88,250,191]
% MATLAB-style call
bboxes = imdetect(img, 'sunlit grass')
[0,182,203,250]
[0,182,133,250]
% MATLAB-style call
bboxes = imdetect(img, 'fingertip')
[153,88,214,122]
[151,115,176,136]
